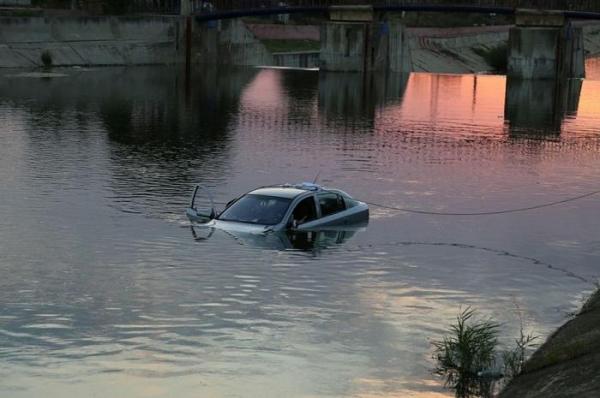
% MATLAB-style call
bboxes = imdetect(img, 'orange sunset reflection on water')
[239,65,600,144]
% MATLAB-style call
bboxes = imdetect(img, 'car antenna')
[312,171,321,184]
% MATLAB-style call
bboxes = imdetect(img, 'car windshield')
[218,194,292,225]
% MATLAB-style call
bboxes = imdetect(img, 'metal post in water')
[186,16,192,79]
[180,0,193,97]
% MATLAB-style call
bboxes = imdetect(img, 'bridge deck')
[36,0,600,17]
[202,0,600,13]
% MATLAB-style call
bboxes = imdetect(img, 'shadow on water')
[504,77,582,136]
[0,66,263,218]
[97,66,260,215]
[280,69,319,102]
[100,66,257,149]
[279,69,320,123]
[319,71,409,127]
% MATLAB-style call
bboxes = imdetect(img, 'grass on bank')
[403,12,513,28]
[262,39,320,53]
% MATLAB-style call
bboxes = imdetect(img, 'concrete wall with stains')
[0,16,182,68]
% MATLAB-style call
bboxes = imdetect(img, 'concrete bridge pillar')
[320,6,408,73]
[180,0,192,16]
[507,9,585,80]
[504,77,582,133]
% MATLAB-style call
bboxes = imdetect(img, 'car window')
[218,194,291,225]
[318,193,345,217]
[291,196,317,225]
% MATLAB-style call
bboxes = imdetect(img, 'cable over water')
[363,189,600,216]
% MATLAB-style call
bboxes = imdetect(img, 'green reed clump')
[502,330,538,380]
[433,306,540,398]
[433,307,500,398]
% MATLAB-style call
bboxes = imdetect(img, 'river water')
[1,64,599,397]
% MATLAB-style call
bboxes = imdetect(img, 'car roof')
[247,183,354,200]
[248,187,309,199]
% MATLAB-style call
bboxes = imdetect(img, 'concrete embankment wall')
[583,23,600,55]
[499,288,600,397]
[0,16,182,67]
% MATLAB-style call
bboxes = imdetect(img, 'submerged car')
[191,225,364,251]
[186,183,369,233]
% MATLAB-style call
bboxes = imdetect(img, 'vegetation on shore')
[402,12,513,28]
[433,307,537,398]
[433,308,500,398]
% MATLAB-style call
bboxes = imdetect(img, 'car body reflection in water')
[191,224,367,252]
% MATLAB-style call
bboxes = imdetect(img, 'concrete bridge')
[181,1,597,79]
[1,0,597,80]
[191,0,600,14]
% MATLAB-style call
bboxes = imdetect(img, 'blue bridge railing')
[51,0,600,15]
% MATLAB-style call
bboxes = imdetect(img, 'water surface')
[1,64,600,397]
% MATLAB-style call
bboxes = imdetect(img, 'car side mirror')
[195,207,216,221]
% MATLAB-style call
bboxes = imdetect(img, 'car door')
[298,192,348,229]
[288,195,318,229]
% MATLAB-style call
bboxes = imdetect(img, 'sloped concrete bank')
[191,19,273,66]
[407,22,600,74]
[407,26,510,73]
[499,288,600,397]
[0,16,182,67]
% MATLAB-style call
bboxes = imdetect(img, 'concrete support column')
[320,6,373,72]
[180,0,192,16]
[320,6,407,73]
[180,0,193,83]
[507,9,585,80]
[388,18,410,73]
